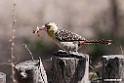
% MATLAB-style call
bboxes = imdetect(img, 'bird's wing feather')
[55,28,86,42]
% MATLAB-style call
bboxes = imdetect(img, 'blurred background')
[0,0,124,83]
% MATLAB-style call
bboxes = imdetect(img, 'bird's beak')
[39,25,47,30]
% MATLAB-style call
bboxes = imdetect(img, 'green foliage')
[96,71,101,79]
[89,64,101,81]
[24,39,58,56]
[90,73,95,80]
[27,41,49,52]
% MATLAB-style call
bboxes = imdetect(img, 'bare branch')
[23,44,34,61]
[120,45,123,55]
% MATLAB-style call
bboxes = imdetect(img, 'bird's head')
[39,22,58,33]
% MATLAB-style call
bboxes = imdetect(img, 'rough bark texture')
[0,72,6,83]
[14,58,48,83]
[52,50,90,83]
[102,55,124,83]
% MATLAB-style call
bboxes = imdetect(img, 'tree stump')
[14,58,48,83]
[0,72,6,83]
[52,50,90,83]
[102,55,124,83]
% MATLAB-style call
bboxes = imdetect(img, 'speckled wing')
[55,28,86,42]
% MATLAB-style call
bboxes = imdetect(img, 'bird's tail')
[85,40,112,45]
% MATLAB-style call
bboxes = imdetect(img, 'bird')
[34,22,112,55]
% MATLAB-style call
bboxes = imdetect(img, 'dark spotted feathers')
[55,28,86,42]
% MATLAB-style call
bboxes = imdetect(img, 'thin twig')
[10,3,17,83]
[0,3,18,83]
[120,45,123,55]
[0,62,11,65]
[23,44,34,61]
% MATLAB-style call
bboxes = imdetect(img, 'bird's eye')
[47,25,50,29]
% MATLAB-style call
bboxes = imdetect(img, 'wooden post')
[102,55,124,83]
[0,72,6,83]
[51,50,90,83]
[14,58,48,83]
